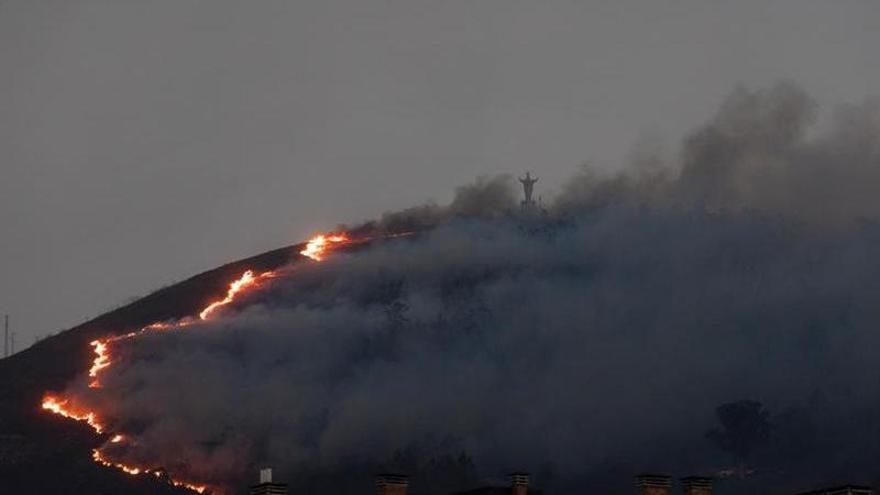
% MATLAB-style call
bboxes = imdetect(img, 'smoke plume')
[59,82,880,494]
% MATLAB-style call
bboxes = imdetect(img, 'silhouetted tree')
[706,400,772,473]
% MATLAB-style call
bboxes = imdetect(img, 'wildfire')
[199,269,275,320]
[92,449,207,493]
[300,233,350,261]
[42,395,104,433]
[40,231,356,494]
[88,340,111,388]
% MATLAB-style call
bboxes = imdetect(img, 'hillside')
[0,242,314,494]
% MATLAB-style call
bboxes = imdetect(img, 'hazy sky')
[2,1,879,349]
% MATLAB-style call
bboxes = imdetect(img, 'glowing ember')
[41,230,358,493]
[300,233,350,261]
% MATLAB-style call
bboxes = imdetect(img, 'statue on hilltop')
[519,172,538,207]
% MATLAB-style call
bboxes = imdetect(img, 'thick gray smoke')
[557,82,880,227]
[63,83,880,494]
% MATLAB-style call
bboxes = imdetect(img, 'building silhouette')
[241,467,875,495]
[250,468,287,495]
[795,486,872,495]
[636,474,673,495]
[456,472,542,495]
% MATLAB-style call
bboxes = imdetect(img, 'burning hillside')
[39,233,355,493]
[7,83,880,495]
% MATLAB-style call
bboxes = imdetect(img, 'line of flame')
[92,449,208,493]
[300,233,349,261]
[200,269,264,320]
[42,395,105,433]
[41,232,356,493]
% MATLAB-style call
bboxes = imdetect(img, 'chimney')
[636,474,672,495]
[681,477,712,495]
[376,474,409,495]
[260,468,273,484]
[510,472,530,495]
[251,467,288,495]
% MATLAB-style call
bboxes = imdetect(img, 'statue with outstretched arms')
[519,172,538,204]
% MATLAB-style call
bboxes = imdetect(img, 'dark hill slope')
[0,242,312,494]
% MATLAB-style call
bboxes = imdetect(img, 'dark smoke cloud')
[62,83,880,494]
[353,175,518,235]
[556,81,880,228]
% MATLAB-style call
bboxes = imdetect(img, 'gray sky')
[2,0,879,350]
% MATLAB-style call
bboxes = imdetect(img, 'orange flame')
[300,233,350,261]
[42,395,104,433]
[88,340,111,388]
[92,449,207,493]
[41,231,357,493]
[199,269,264,320]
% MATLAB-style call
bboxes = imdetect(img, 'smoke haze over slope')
[52,83,880,493]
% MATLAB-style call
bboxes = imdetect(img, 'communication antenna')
[3,314,7,358]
